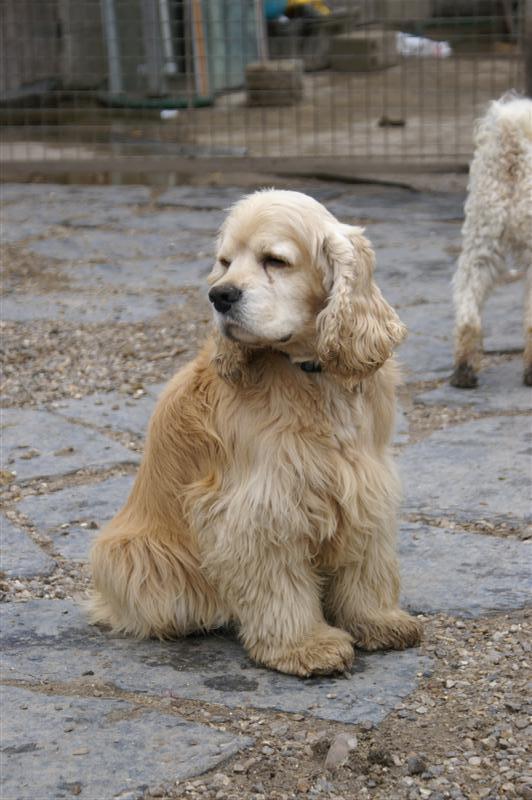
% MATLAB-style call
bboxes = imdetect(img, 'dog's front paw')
[350,610,422,652]
[253,624,354,677]
[450,362,478,388]
[523,364,532,386]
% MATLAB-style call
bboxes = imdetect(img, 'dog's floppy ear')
[316,224,406,381]
[211,331,254,385]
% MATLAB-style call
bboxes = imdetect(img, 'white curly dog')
[451,94,532,388]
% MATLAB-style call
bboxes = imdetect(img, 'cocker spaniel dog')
[451,94,532,388]
[90,189,422,676]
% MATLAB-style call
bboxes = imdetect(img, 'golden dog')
[89,189,422,676]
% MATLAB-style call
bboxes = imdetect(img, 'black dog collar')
[299,361,322,373]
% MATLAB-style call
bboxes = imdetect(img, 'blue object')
[264,0,287,20]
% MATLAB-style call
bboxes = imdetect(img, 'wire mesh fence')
[1,0,529,173]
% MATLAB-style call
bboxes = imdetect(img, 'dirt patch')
[1,244,70,293]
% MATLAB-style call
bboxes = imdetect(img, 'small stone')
[324,732,358,770]
[407,755,427,775]
[210,773,231,789]
[310,777,334,794]
[468,756,482,767]
[368,748,395,767]
[270,723,289,736]
[72,748,89,756]
[415,706,428,715]
[232,762,246,774]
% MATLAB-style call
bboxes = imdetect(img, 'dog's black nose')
[208,285,242,314]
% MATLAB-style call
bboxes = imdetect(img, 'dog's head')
[208,189,405,383]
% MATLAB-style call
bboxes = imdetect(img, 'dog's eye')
[263,255,288,268]
[219,258,231,269]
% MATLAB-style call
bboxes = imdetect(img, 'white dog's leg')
[204,537,354,677]
[324,528,422,651]
[524,265,532,385]
[450,246,505,388]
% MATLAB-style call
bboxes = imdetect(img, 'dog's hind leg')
[524,266,532,385]
[89,515,224,639]
[450,243,505,388]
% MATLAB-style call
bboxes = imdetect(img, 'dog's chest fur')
[205,365,387,553]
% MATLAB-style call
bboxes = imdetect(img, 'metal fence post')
[525,0,532,97]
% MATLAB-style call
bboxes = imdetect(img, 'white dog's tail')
[476,93,532,149]
[472,94,532,183]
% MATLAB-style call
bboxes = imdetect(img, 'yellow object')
[286,0,331,15]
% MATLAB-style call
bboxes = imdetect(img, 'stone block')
[1,600,427,726]
[2,409,138,482]
[0,515,56,578]
[330,29,397,71]
[400,415,532,526]
[1,685,250,800]
[246,59,304,106]
[17,475,135,561]
[399,522,532,616]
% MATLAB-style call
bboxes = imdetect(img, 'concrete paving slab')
[2,409,138,482]
[2,199,134,228]
[400,415,532,525]
[128,209,223,233]
[156,185,246,209]
[399,522,532,616]
[329,191,465,224]
[396,331,452,382]
[0,515,56,578]
[27,229,212,263]
[52,390,159,438]
[483,279,525,353]
[1,685,250,800]
[60,205,144,230]
[1,221,56,243]
[397,279,524,382]
[1,183,151,204]
[70,257,212,291]
[18,475,135,561]
[156,185,343,210]
[394,405,410,446]
[415,359,531,412]
[1,600,427,725]
[2,290,186,324]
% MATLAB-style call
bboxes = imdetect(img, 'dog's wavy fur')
[451,93,532,388]
[89,189,421,676]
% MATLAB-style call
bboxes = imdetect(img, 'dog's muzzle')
[208,285,242,314]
